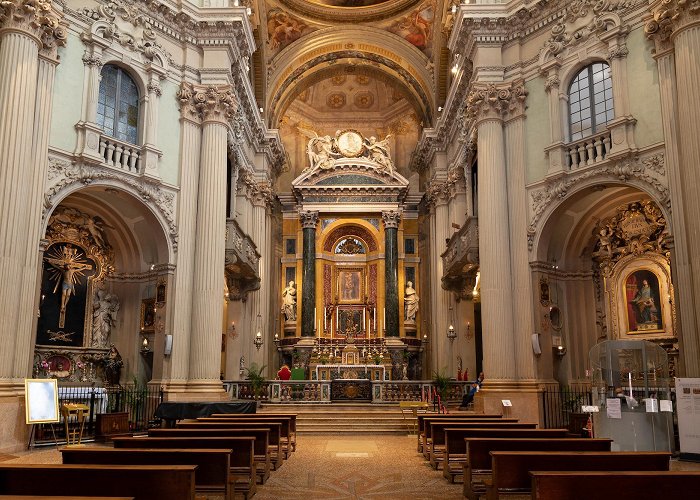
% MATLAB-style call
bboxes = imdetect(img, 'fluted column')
[179,84,235,393]
[467,84,516,379]
[167,84,204,388]
[15,54,60,378]
[300,211,318,337]
[646,3,700,375]
[504,83,537,379]
[434,199,451,370]
[382,210,401,337]
[0,0,65,387]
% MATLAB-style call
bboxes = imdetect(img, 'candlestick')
[373,307,376,330]
[628,373,632,397]
[383,308,386,329]
[363,309,366,332]
[314,307,317,327]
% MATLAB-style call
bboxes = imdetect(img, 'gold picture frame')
[140,298,156,333]
[25,378,59,424]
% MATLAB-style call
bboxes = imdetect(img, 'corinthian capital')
[466,82,528,123]
[381,210,402,229]
[0,0,67,51]
[299,210,319,229]
[645,0,700,43]
[177,82,237,124]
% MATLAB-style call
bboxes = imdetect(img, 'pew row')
[530,471,700,500]
[416,414,504,452]
[0,464,195,500]
[112,436,256,499]
[421,419,520,461]
[148,427,273,484]
[209,414,297,452]
[463,438,613,500]
[61,447,232,500]
[426,422,540,468]
[197,416,294,459]
[486,451,671,499]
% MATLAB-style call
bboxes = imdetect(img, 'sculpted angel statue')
[365,134,394,174]
[299,127,340,172]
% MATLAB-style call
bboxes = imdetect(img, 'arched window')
[96,65,139,144]
[568,62,614,141]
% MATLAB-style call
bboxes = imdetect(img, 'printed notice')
[606,398,622,419]
[645,398,659,413]
[660,400,673,412]
[501,400,512,407]
[582,405,600,413]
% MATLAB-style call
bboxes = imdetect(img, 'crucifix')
[45,245,93,328]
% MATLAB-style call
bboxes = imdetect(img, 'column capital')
[82,52,103,69]
[608,44,629,60]
[466,82,528,124]
[0,0,67,51]
[645,0,700,44]
[299,210,319,229]
[381,210,402,229]
[177,82,237,125]
[544,75,560,92]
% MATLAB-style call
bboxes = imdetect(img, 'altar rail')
[223,380,471,403]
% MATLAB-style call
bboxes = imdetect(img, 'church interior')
[2,0,700,496]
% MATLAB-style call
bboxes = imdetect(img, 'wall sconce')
[273,332,280,350]
[140,337,150,354]
[554,345,567,356]
[447,324,456,342]
[465,321,473,341]
[253,313,263,351]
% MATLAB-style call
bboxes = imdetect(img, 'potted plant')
[432,369,450,402]
[245,362,267,402]
[372,353,383,365]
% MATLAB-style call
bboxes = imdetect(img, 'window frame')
[567,62,614,142]
[96,64,141,145]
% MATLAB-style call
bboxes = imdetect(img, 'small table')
[60,403,90,446]
[399,401,429,434]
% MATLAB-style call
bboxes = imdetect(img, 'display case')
[590,339,674,451]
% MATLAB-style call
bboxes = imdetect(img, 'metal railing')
[34,384,163,445]
[541,385,592,430]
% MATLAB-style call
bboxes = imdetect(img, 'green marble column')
[300,211,319,337]
[382,210,401,337]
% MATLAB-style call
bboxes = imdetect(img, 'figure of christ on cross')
[45,245,93,328]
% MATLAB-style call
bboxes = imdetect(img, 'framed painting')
[25,378,59,424]
[140,298,156,333]
[625,269,664,334]
[337,268,364,303]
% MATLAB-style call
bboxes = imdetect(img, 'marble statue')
[282,280,297,321]
[91,289,120,348]
[365,135,394,174]
[103,344,123,386]
[404,281,419,322]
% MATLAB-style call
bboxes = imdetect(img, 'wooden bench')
[149,427,272,484]
[61,447,232,500]
[112,436,256,499]
[530,471,700,500]
[198,416,294,459]
[416,414,504,452]
[421,418,518,459]
[210,413,298,452]
[181,420,285,468]
[427,422,538,468]
[462,438,613,500]
[485,451,671,499]
[0,464,195,500]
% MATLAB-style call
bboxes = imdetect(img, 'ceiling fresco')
[308,0,391,6]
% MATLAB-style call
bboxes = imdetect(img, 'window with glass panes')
[568,63,614,141]
[96,65,139,144]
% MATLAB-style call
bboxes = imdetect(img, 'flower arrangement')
[40,360,49,371]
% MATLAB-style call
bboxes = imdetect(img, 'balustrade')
[567,130,612,169]
[98,136,142,173]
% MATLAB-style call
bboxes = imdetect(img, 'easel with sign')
[25,379,60,449]
[61,403,90,446]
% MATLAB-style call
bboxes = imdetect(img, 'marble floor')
[2,435,700,499]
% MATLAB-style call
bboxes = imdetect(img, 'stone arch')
[321,219,380,253]
[266,26,434,127]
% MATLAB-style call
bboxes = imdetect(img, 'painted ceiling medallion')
[336,130,365,157]
[327,92,346,109]
[354,92,374,109]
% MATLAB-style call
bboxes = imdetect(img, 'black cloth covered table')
[155,401,257,421]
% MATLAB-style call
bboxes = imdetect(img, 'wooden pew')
[198,416,294,459]
[421,418,519,459]
[416,414,504,452]
[462,438,613,500]
[485,451,671,499]
[0,497,134,500]
[210,413,297,452]
[0,464,195,500]
[112,436,256,499]
[61,447,232,500]
[530,471,700,500]
[149,427,272,484]
[427,422,538,467]
[179,421,285,469]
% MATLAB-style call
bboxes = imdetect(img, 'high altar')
[276,130,423,380]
